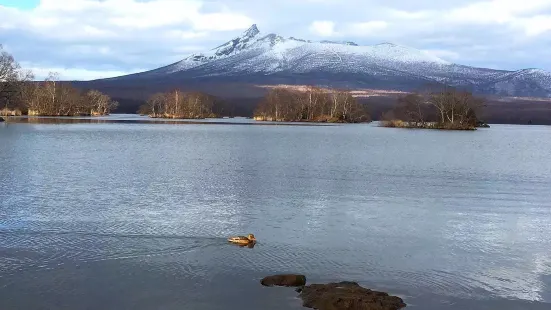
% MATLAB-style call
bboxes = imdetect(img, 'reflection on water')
[3,115,334,126]
[0,117,550,310]
[229,242,256,249]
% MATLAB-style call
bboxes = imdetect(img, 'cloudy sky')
[1,0,550,80]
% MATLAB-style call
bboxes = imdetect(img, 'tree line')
[253,86,370,123]
[138,89,219,119]
[1,45,117,116]
[381,87,486,130]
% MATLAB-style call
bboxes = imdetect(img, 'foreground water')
[1,115,550,310]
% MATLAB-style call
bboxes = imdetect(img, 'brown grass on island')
[0,107,22,116]
[253,86,370,123]
[380,88,487,130]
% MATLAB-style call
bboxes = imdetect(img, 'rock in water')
[260,274,307,287]
[299,281,406,310]
[0,117,4,122]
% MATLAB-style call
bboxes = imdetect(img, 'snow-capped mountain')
[104,24,551,98]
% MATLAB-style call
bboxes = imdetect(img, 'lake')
[1,115,550,310]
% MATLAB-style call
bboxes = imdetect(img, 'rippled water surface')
[1,116,550,310]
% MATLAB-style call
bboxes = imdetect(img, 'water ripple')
[2,121,551,310]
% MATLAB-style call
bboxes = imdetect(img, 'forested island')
[253,86,370,123]
[381,88,487,130]
[138,90,219,119]
[1,46,117,117]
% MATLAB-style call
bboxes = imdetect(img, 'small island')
[381,88,488,130]
[138,90,219,119]
[253,86,370,123]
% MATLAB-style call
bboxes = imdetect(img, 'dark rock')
[298,281,406,310]
[260,274,306,287]
[476,120,490,128]
[0,116,4,122]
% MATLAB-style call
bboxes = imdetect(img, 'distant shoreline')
[1,115,338,126]
[379,120,484,131]
[4,115,548,128]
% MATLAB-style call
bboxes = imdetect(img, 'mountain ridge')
[95,24,551,98]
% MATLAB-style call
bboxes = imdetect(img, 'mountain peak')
[242,24,260,38]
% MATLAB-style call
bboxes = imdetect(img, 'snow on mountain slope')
[157,24,451,76]
[114,24,551,98]
[477,68,551,97]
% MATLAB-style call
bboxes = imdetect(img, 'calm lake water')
[1,115,550,310]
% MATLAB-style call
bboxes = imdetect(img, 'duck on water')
[228,234,256,245]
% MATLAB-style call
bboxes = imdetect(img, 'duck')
[228,234,256,245]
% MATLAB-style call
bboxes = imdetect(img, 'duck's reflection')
[229,242,256,249]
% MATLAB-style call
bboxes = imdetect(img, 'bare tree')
[20,72,116,116]
[382,87,485,129]
[397,93,426,126]
[86,90,118,115]
[138,90,217,119]
[428,88,484,127]
[20,76,40,113]
[0,45,28,114]
[254,86,369,123]
[0,45,21,94]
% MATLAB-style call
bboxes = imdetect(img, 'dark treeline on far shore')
[1,45,117,117]
[112,94,551,125]
[380,87,487,130]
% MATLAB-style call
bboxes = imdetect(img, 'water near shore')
[1,115,550,310]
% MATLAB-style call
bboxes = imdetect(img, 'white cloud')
[422,49,461,61]
[309,20,387,37]
[1,0,253,38]
[191,12,254,31]
[309,21,336,36]
[516,15,551,36]
[1,0,550,79]
[346,21,388,35]
[165,30,208,40]
[20,62,146,80]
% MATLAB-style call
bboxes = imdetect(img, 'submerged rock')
[298,281,406,310]
[476,120,490,128]
[260,274,307,287]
